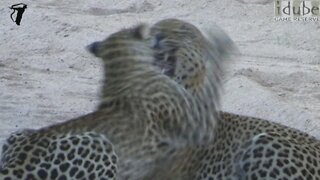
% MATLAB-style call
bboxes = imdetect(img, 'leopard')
[0,129,117,180]
[0,23,218,180]
[142,18,320,180]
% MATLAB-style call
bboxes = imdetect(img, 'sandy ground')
[0,0,319,148]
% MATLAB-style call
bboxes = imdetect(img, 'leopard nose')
[86,41,101,56]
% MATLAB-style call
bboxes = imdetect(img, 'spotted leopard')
[0,129,116,180]
[0,23,216,180]
[144,19,320,180]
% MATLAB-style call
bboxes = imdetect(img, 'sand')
[0,0,319,147]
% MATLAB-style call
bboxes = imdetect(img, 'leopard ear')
[86,41,102,57]
[133,23,150,40]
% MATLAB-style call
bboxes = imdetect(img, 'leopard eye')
[152,33,166,49]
